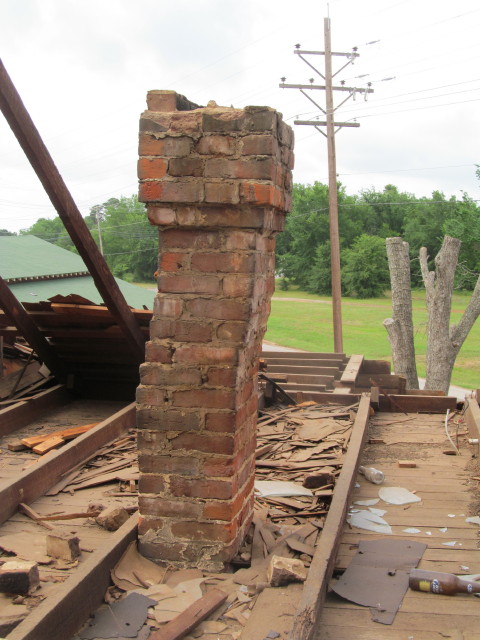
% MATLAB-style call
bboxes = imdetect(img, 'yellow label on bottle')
[418,580,431,592]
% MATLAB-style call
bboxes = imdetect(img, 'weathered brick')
[136,385,168,406]
[138,516,164,535]
[139,180,203,204]
[140,114,172,133]
[139,453,200,475]
[203,111,245,132]
[153,296,183,318]
[150,319,212,342]
[174,345,237,365]
[200,207,265,229]
[146,90,177,112]
[224,230,256,250]
[161,229,222,250]
[145,342,172,363]
[158,274,220,295]
[216,321,247,341]
[191,253,254,274]
[205,412,236,433]
[139,134,192,157]
[138,157,168,180]
[171,520,235,543]
[201,455,239,477]
[170,111,202,133]
[139,496,202,518]
[196,135,235,155]
[139,363,202,387]
[205,158,275,181]
[172,388,235,410]
[139,539,188,563]
[137,408,201,432]
[148,206,176,225]
[170,432,235,455]
[239,182,275,206]
[138,474,166,494]
[159,252,187,272]
[206,367,237,387]
[244,107,276,132]
[222,275,254,297]
[241,135,278,157]
[204,182,239,204]
[187,298,250,321]
[170,476,233,500]
[169,157,203,177]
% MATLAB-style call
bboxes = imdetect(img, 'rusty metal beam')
[0,58,146,363]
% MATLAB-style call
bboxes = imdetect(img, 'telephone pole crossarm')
[294,120,360,128]
[279,83,373,93]
[294,49,360,58]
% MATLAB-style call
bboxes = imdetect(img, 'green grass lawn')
[266,286,480,390]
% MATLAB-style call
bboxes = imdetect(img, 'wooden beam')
[0,384,72,436]
[378,394,457,413]
[0,403,135,525]
[0,277,69,382]
[290,394,371,640]
[464,394,480,440]
[7,515,138,640]
[359,359,391,374]
[289,391,361,405]
[0,59,145,363]
[339,354,363,386]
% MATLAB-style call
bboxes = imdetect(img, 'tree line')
[7,178,480,296]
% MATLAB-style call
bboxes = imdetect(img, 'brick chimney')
[136,91,294,570]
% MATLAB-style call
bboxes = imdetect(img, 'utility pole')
[280,17,373,353]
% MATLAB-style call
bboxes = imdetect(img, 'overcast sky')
[1,0,479,233]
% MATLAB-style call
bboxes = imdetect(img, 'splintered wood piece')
[21,422,98,448]
[19,502,57,531]
[398,459,417,468]
[148,588,228,640]
[0,560,39,595]
[32,435,65,455]
[46,533,81,561]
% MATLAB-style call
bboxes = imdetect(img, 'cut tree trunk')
[384,237,419,389]
[420,235,480,394]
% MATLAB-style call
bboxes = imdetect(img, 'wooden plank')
[356,373,405,389]
[148,588,228,640]
[290,394,371,640]
[0,402,134,525]
[262,351,347,360]
[0,384,72,436]
[0,59,145,362]
[359,359,391,374]
[264,365,342,377]
[21,423,98,448]
[464,394,480,439]
[378,394,457,413]
[339,354,363,386]
[289,391,361,405]
[7,514,138,640]
[0,279,69,383]
[32,435,65,455]
[264,358,345,368]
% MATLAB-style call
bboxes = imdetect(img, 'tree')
[341,235,390,298]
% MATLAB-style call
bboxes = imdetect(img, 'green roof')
[0,235,87,279]
[0,236,155,310]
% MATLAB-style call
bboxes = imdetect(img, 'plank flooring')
[317,410,480,640]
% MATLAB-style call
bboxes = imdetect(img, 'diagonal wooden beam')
[0,58,146,363]
[0,276,69,383]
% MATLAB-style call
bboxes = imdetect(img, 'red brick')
[140,114,172,133]
[241,135,278,157]
[153,296,183,318]
[171,111,202,133]
[205,412,236,433]
[139,180,203,204]
[138,516,165,535]
[225,230,256,250]
[203,111,245,132]
[202,455,240,477]
[159,252,187,272]
[170,432,235,455]
[196,135,235,155]
[139,453,200,475]
[170,476,233,500]
[216,322,247,341]
[222,275,254,297]
[169,157,203,177]
[162,229,222,250]
[138,474,166,494]
[148,206,176,225]
[205,158,275,181]
[206,367,237,387]
[191,253,254,274]
[150,319,212,342]
[174,345,237,365]
[172,388,235,410]
[239,182,275,206]
[158,274,220,295]
[204,182,239,204]
[147,90,177,112]
[138,134,192,157]
[139,539,188,563]
[145,342,172,363]
[138,158,168,180]
[244,107,276,132]
[202,496,243,521]
[136,409,201,432]
[200,207,265,229]
[136,385,168,406]
[139,496,202,518]
[187,298,250,321]
[139,363,202,386]
[171,520,235,543]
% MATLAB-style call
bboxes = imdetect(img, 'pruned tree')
[420,235,480,393]
[384,235,480,394]
[383,237,419,389]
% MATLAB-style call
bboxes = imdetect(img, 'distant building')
[0,235,154,309]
